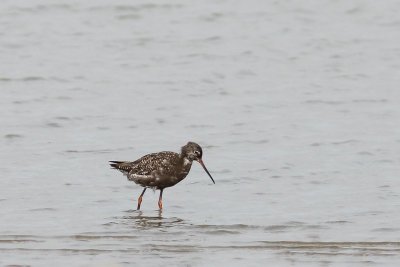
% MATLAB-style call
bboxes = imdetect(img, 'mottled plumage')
[109,142,215,210]
[110,151,191,189]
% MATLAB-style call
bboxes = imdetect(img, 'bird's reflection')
[120,209,185,229]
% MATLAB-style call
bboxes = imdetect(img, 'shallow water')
[1,0,400,266]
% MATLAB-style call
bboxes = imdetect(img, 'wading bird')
[109,142,215,210]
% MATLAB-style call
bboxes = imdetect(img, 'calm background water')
[1,0,400,266]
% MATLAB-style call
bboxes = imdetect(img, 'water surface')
[1,0,400,266]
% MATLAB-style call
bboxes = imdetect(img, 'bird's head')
[181,142,215,184]
[182,141,203,161]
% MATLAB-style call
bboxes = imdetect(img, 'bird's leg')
[137,188,147,210]
[158,189,164,210]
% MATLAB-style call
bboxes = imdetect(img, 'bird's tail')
[109,160,123,169]
[109,161,132,174]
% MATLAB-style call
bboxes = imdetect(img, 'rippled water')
[1,0,400,266]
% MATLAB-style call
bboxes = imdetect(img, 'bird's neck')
[179,155,193,167]
[178,155,193,177]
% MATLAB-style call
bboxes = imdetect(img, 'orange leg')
[158,189,164,209]
[137,188,147,210]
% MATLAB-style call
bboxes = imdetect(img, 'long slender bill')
[197,159,215,184]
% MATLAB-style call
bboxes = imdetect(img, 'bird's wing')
[127,151,180,187]
[110,151,180,188]
[129,151,179,175]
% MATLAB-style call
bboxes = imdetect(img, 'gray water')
[1,0,400,266]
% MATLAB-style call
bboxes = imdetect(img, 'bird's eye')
[195,151,201,156]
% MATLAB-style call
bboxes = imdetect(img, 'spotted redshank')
[109,142,215,210]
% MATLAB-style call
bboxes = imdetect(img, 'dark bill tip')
[198,159,215,184]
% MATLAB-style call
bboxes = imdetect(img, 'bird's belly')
[156,172,188,188]
[154,163,191,189]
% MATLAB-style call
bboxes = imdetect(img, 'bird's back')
[110,151,190,189]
